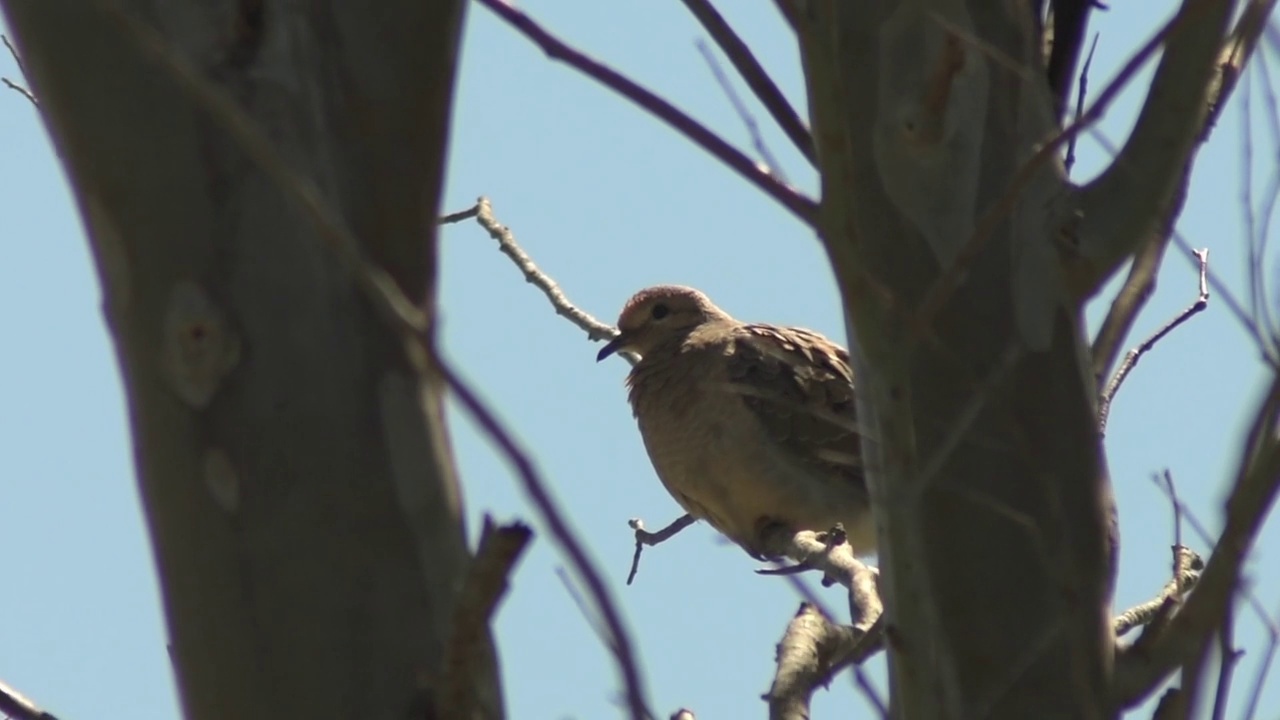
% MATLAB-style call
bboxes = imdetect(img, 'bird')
[596,285,872,560]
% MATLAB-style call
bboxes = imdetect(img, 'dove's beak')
[596,333,629,362]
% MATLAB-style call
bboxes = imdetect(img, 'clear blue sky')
[1,3,1277,719]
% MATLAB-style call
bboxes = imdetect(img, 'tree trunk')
[793,3,1116,717]
[0,2,498,718]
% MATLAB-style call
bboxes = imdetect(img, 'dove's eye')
[651,303,670,320]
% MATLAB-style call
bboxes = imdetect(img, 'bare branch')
[480,198,623,338]
[679,0,815,165]
[1112,377,1280,708]
[474,0,818,227]
[626,514,696,585]
[1,34,38,107]
[1075,0,1271,305]
[1113,545,1203,638]
[0,679,59,720]
[439,517,533,720]
[1090,0,1278,379]
[1097,248,1210,434]
[766,603,885,720]
[760,526,882,628]
[436,357,654,720]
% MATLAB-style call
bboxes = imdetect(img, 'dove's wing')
[725,323,862,481]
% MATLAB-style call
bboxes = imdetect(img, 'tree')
[0,1,1277,719]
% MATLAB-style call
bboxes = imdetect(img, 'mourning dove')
[597,285,872,559]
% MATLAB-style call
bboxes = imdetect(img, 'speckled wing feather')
[725,324,862,480]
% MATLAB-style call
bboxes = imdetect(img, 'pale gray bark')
[0,2,497,719]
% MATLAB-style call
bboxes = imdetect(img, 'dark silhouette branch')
[474,0,818,227]
[1089,0,1275,381]
[1045,0,1102,120]
[1063,33,1098,176]
[1077,0,1271,324]
[1112,377,1280,708]
[1207,602,1242,720]
[679,0,815,165]
[437,357,654,720]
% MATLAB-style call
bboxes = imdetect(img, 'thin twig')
[678,0,815,165]
[1,34,38,107]
[626,514,696,585]
[695,39,787,183]
[1064,33,1099,176]
[1046,0,1100,120]
[456,197,634,353]
[437,357,654,720]
[438,517,533,720]
[475,0,818,227]
[1097,248,1210,434]
[0,678,59,720]
[554,566,611,650]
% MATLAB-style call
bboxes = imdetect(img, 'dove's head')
[596,285,730,362]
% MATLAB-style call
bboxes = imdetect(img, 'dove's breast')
[628,338,874,558]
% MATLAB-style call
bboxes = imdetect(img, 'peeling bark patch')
[161,281,240,408]
[873,5,989,269]
[916,33,967,147]
[203,448,240,512]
